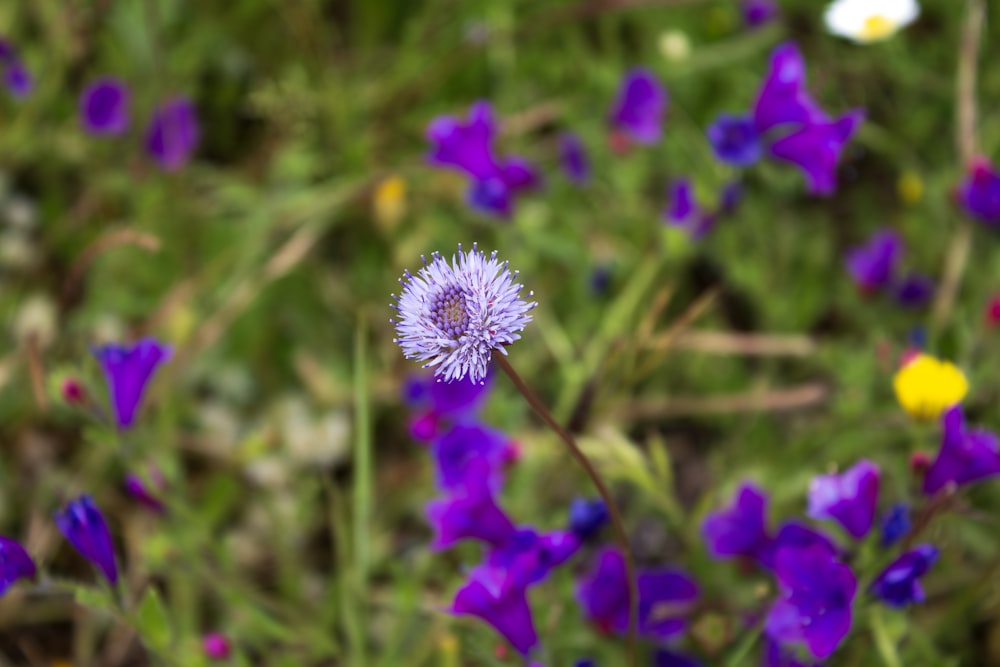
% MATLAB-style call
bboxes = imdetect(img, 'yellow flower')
[893,353,968,420]
[373,176,407,230]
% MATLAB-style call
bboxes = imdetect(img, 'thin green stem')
[492,351,638,667]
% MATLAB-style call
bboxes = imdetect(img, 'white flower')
[824,0,919,43]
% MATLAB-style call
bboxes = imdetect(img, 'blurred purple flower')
[477,528,580,593]
[702,482,770,561]
[202,632,232,660]
[609,68,667,145]
[665,179,741,239]
[124,469,167,513]
[392,244,536,384]
[145,97,200,170]
[878,503,910,547]
[80,78,130,136]
[707,114,762,167]
[956,157,1000,226]
[892,273,935,308]
[654,650,702,667]
[427,101,540,218]
[709,42,863,195]
[568,497,608,540]
[54,495,118,585]
[759,521,840,570]
[404,371,494,442]
[577,547,698,639]
[431,423,511,492]
[93,338,172,430]
[452,576,538,655]
[0,39,31,98]
[426,459,515,550]
[0,536,36,595]
[844,229,902,293]
[870,544,938,608]
[807,460,880,540]
[765,545,856,660]
[559,132,590,184]
[923,406,1000,495]
[743,0,779,27]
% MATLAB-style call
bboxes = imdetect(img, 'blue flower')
[93,338,172,430]
[706,113,763,167]
[870,544,938,608]
[392,244,536,384]
[609,69,667,145]
[807,460,880,540]
[878,503,911,547]
[957,157,1000,226]
[80,78,131,136]
[0,536,36,595]
[54,495,118,585]
[844,229,902,293]
[765,545,856,660]
[145,97,200,170]
[559,132,590,184]
[568,497,608,540]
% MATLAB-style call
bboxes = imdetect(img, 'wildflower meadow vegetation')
[1,0,1000,665]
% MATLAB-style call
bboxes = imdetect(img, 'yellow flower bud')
[893,354,968,420]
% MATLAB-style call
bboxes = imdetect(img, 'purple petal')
[957,158,1000,226]
[844,229,902,292]
[54,495,118,585]
[145,97,200,171]
[79,78,131,136]
[4,61,32,98]
[559,132,590,184]
[0,536,36,595]
[869,544,938,608]
[452,579,538,655]
[807,460,880,540]
[610,68,667,144]
[707,113,763,167]
[93,338,172,430]
[702,482,770,560]
[924,406,1000,494]
[427,100,498,180]
[892,273,935,308]
[768,110,864,195]
[753,43,824,133]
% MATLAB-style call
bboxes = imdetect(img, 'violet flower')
[577,547,698,639]
[743,0,779,27]
[0,536,36,595]
[956,157,1000,226]
[404,371,494,442]
[80,78,130,136]
[892,273,935,308]
[878,503,910,547]
[609,68,667,145]
[702,482,770,561]
[426,459,515,550]
[707,42,863,195]
[392,244,536,384]
[476,528,580,593]
[145,97,200,171]
[844,229,902,293]
[664,178,741,239]
[559,132,590,184]
[431,423,511,492]
[807,460,880,540]
[124,469,167,513]
[54,495,118,585]
[568,497,608,540]
[452,576,538,655]
[0,39,31,98]
[870,544,938,608]
[765,545,856,660]
[202,632,232,660]
[759,520,840,570]
[427,101,540,218]
[93,338,172,430]
[923,406,1000,495]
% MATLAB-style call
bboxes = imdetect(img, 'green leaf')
[135,587,173,653]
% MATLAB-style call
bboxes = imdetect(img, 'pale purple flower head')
[93,338,172,430]
[80,78,131,136]
[870,544,938,608]
[807,460,880,540]
[54,495,118,585]
[427,101,540,218]
[923,406,1000,495]
[609,68,667,145]
[957,157,1000,226]
[577,547,698,639]
[559,132,590,184]
[145,97,200,170]
[702,482,770,561]
[391,244,536,384]
[765,545,856,660]
[0,536,36,595]
[845,229,902,293]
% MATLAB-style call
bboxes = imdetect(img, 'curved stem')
[492,351,638,667]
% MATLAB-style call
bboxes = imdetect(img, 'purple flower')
[391,244,536,384]
[706,114,762,167]
[765,545,856,660]
[957,158,1000,226]
[426,460,515,550]
[807,460,880,540]
[427,101,540,218]
[54,495,118,585]
[844,229,902,293]
[923,406,1000,495]
[124,469,167,513]
[93,338,172,430]
[431,423,510,492]
[559,132,590,184]
[664,179,735,239]
[702,482,770,561]
[452,577,537,655]
[759,521,840,570]
[879,503,911,547]
[79,78,131,136]
[145,97,200,170]
[764,638,820,667]
[202,632,232,660]
[709,42,863,195]
[568,497,608,540]
[577,547,698,638]
[653,650,702,667]
[870,544,938,608]
[609,68,667,145]
[0,39,31,99]
[477,528,580,593]
[743,0,779,27]
[0,536,36,595]
[892,273,935,308]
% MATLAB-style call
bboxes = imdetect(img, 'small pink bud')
[202,632,231,660]
[899,347,921,368]
[985,295,1000,328]
[408,412,439,442]
[61,378,86,405]
[910,451,932,476]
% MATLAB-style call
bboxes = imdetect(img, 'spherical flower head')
[79,78,131,136]
[824,0,920,43]
[892,353,968,421]
[392,244,536,384]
